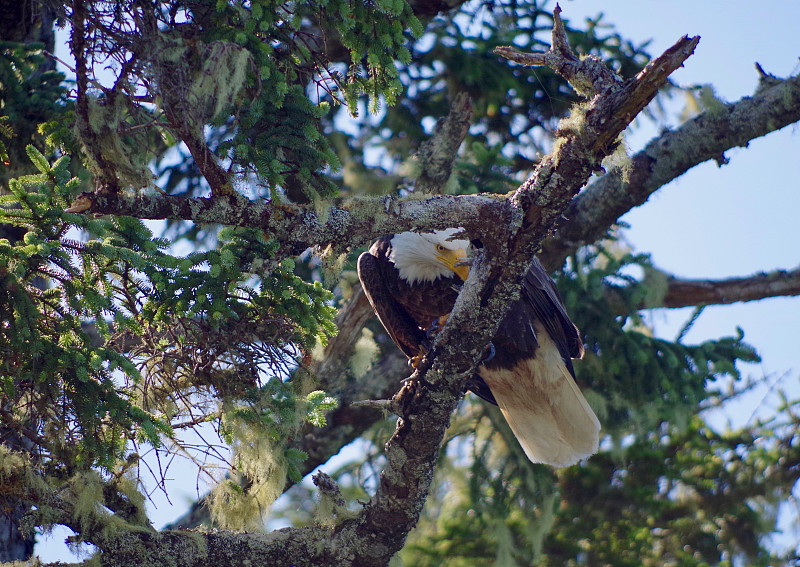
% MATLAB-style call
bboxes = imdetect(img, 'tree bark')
[657,267,800,309]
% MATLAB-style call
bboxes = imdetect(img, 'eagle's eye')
[436,244,445,252]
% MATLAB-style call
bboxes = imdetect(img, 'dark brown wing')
[357,247,427,360]
[522,257,583,361]
[484,257,582,372]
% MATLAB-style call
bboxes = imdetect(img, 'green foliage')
[0,41,69,186]
[305,390,339,428]
[0,148,166,470]
[559,250,760,436]
[542,415,800,567]
[0,116,11,164]
[0,148,337,481]
[69,0,424,202]
[314,0,659,205]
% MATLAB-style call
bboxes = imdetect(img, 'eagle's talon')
[425,314,450,338]
[408,342,430,369]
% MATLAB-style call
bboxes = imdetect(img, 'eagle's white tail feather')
[480,324,600,468]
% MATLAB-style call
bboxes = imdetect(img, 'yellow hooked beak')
[436,246,470,281]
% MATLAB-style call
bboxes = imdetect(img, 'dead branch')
[540,73,800,271]
[659,266,800,309]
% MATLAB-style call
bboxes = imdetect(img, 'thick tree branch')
[539,72,800,271]
[64,30,710,261]
[66,190,507,254]
[413,92,474,194]
[656,266,800,309]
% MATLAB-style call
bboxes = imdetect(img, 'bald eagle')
[357,229,600,467]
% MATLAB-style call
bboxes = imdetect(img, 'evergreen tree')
[0,1,798,565]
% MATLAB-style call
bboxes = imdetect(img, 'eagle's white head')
[389,228,470,285]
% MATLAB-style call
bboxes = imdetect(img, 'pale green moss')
[642,264,671,309]
[0,443,30,479]
[349,327,379,379]
[208,421,288,531]
[191,42,252,122]
[78,93,154,189]
[601,133,632,183]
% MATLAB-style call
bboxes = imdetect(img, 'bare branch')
[658,266,800,309]
[495,6,622,98]
[598,266,800,317]
[540,73,800,271]
[71,0,119,193]
[413,92,473,194]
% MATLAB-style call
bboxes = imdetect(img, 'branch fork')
[343,14,700,567]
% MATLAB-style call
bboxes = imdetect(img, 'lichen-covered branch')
[66,190,507,255]
[539,72,800,271]
[276,71,800,505]
[413,92,474,194]
[152,56,800,560]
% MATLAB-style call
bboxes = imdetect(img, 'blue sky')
[563,0,800,418]
[37,1,800,561]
